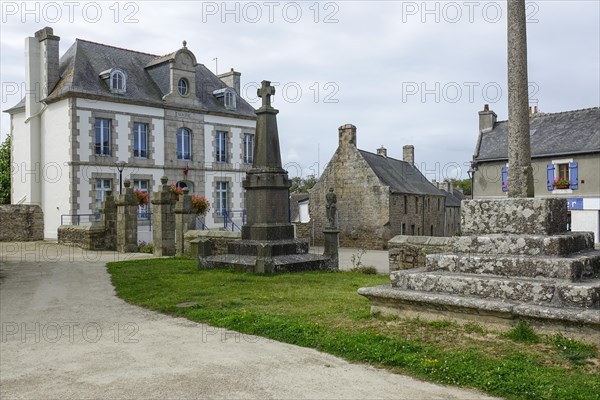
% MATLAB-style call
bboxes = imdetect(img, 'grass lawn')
[108,258,600,400]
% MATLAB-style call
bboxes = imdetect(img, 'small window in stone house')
[430,225,434,236]
[243,133,254,164]
[402,223,406,235]
[216,131,228,162]
[216,181,228,215]
[95,118,111,156]
[177,128,191,160]
[178,78,189,96]
[224,90,236,110]
[557,163,569,181]
[404,196,408,214]
[437,198,440,211]
[415,198,419,214]
[133,123,148,158]
[411,225,415,235]
[95,179,112,213]
[111,70,126,93]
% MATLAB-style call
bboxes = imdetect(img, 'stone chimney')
[446,180,453,193]
[377,146,387,157]
[34,27,60,99]
[403,145,414,166]
[338,124,357,148]
[218,68,241,94]
[478,104,497,132]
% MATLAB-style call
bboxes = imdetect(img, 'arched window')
[110,69,126,93]
[177,128,191,160]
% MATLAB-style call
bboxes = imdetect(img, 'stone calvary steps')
[359,199,600,344]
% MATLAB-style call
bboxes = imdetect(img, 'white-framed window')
[95,118,111,156]
[133,179,150,217]
[133,123,148,158]
[243,133,254,164]
[216,131,228,162]
[216,181,228,215]
[177,128,191,160]
[224,90,236,110]
[547,158,578,191]
[95,179,112,212]
[178,78,189,96]
[111,70,126,93]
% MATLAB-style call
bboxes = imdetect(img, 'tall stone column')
[507,0,534,198]
[175,187,196,257]
[101,190,117,250]
[115,180,138,253]
[152,176,176,256]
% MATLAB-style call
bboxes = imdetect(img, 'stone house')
[307,124,446,249]
[472,105,600,242]
[5,27,256,239]
[432,180,464,235]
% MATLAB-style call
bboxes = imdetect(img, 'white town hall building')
[6,27,257,239]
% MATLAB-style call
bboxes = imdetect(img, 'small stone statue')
[326,188,337,228]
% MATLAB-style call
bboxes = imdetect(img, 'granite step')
[426,250,600,281]
[390,269,600,309]
[451,232,594,256]
[227,239,309,256]
[199,253,331,273]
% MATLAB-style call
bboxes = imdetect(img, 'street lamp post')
[115,161,127,194]
[467,162,477,200]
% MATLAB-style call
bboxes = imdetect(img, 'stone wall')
[57,225,106,250]
[388,235,451,272]
[184,230,241,258]
[388,193,446,238]
[0,205,44,241]
[294,222,313,244]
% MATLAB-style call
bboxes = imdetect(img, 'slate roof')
[358,150,445,196]
[444,190,463,208]
[474,107,600,162]
[6,39,256,118]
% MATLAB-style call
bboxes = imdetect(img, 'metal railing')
[196,216,208,230]
[222,209,246,232]
[60,213,101,226]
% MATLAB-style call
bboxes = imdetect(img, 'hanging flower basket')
[134,189,149,206]
[553,178,570,189]
[191,195,210,216]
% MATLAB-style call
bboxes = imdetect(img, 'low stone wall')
[184,230,241,258]
[295,222,313,242]
[57,225,107,250]
[388,235,451,273]
[0,205,44,241]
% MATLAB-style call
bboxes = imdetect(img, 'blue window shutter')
[569,162,578,189]
[547,163,555,191]
[501,166,508,192]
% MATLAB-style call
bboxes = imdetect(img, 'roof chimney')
[338,124,357,148]
[478,104,497,132]
[34,27,60,99]
[377,145,387,157]
[403,145,414,166]
[218,68,241,94]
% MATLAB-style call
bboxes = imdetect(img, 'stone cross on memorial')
[507,0,534,198]
[258,80,275,108]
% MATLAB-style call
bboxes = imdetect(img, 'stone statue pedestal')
[359,198,600,344]
[197,80,331,273]
[323,228,339,270]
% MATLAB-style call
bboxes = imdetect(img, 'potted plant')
[191,195,210,216]
[553,178,570,189]
[169,184,184,200]
[134,189,149,206]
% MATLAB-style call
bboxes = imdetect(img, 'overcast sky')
[1,1,599,181]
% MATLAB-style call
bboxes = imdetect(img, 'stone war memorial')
[359,1,599,343]
[195,80,336,273]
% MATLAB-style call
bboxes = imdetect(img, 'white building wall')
[77,99,164,117]
[39,100,72,238]
[10,112,28,204]
[152,117,165,165]
[115,114,130,162]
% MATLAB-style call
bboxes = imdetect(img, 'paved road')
[0,242,495,399]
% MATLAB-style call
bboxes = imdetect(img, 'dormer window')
[178,78,189,96]
[99,68,127,94]
[212,88,236,110]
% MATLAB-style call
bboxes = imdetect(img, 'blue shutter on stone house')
[501,166,508,192]
[569,162,578,190]
[547,164,555,191]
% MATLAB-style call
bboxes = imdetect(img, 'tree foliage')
[290,175,317,193]
[451,178,471,196]
[0,135,11,204]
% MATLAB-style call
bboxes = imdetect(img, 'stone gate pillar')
[101,190,117,250]
[115,180,138,253]
[175,187,196,257]
[151,176,176,256]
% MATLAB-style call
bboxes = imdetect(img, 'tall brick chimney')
[338,124,357,148]
[218,68,241,94]
[478,104,497,132]
[34,27,60,99]
[403,145,414,166]
[377,146,387,157]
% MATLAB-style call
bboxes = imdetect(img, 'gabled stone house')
[5,27,257,238]
[307,124,446,249]
[472,105,600,242]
